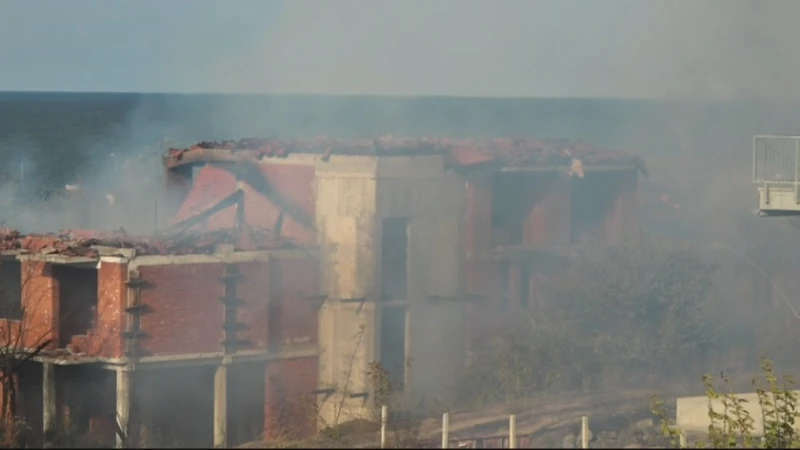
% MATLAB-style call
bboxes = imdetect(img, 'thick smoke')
[207,0,800,100]
[4,0,800,418]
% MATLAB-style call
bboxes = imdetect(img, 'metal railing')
[753,135,800,185]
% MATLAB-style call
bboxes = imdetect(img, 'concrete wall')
[315,155,379,424]
[377,157,465,398]
[314,154,466,424]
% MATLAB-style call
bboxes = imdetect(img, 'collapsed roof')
[164,136,649,176]
[0,227,296,258]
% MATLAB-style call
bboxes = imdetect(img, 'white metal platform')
[754,135,800,216]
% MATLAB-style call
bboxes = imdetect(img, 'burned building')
[0,136,645,448]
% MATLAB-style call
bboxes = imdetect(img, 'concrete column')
[42,363,56,446]
[213,364,228,448]
[116,369,130,449]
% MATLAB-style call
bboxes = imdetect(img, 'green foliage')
[653,357,800,448]
[457,240,718,407]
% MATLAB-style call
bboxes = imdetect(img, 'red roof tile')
[164,136,648,175]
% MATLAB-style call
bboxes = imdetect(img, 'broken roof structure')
[164,136,649,175]
[0,226,296,259]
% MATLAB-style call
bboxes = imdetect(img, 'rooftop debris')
[166,136,648,175]
[0,226,297,258]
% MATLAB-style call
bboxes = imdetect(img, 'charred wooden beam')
[165,189,245,233]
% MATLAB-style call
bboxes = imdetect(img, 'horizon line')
[0,89,722,103]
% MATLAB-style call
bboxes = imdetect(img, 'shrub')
[457,240,718,407]
[653,357,800,448]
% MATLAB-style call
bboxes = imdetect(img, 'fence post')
[509,414,517,449]
[581,415,589,449]
[380,405,388,449]
[442,412,450,449]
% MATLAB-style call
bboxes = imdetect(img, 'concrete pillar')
[116,369,130,449]
[213,365,228,448]
[42,363,56,446]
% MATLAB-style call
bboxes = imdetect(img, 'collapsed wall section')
[0,258,126,357]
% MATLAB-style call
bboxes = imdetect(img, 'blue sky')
[0,0,283,92]
[2,0,800,99]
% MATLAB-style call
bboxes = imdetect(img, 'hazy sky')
[3,0,800,99]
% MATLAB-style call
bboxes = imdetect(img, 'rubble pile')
[0,226,295,258]
[169,136,648,175]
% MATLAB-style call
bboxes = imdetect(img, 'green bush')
[653,357,800,448]
[457,240,718,407]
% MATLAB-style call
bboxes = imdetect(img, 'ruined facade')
[0,137,644,447]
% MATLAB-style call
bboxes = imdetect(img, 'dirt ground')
[247,369,784,448]
[412,387,686,448]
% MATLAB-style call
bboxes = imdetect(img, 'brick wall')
[11,260,126,358]
[173,163,316,244]
[92,261,127,358]
[462,169,638,350]
[137,256,318,356]
[266,257,319,348]
[138,263,224,356]
[522,174,571,246]
[19,261,58,350]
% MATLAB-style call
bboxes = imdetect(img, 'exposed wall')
[376,157,465,397]
[315,155,378,424]
[315,154,466,424]
[137,262,225,356]
[462,167,639,350]
[18,261,59,350]
[172,159,316,244]
[134,253,318,356]
[94,260,126,357]
[7,260,126,357]
[571,168,638,244]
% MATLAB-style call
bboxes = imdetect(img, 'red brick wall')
[138,263,225,356]
[266,257,319,348]
[138,256,318,356]
[237,262,272,349]
[257,165,316,244]
[91,261,127,358]
[12,260,126,358]
[173,163,316,245]
[19,261,58,350]
[522,175,572,247]
[462,169,638,350]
